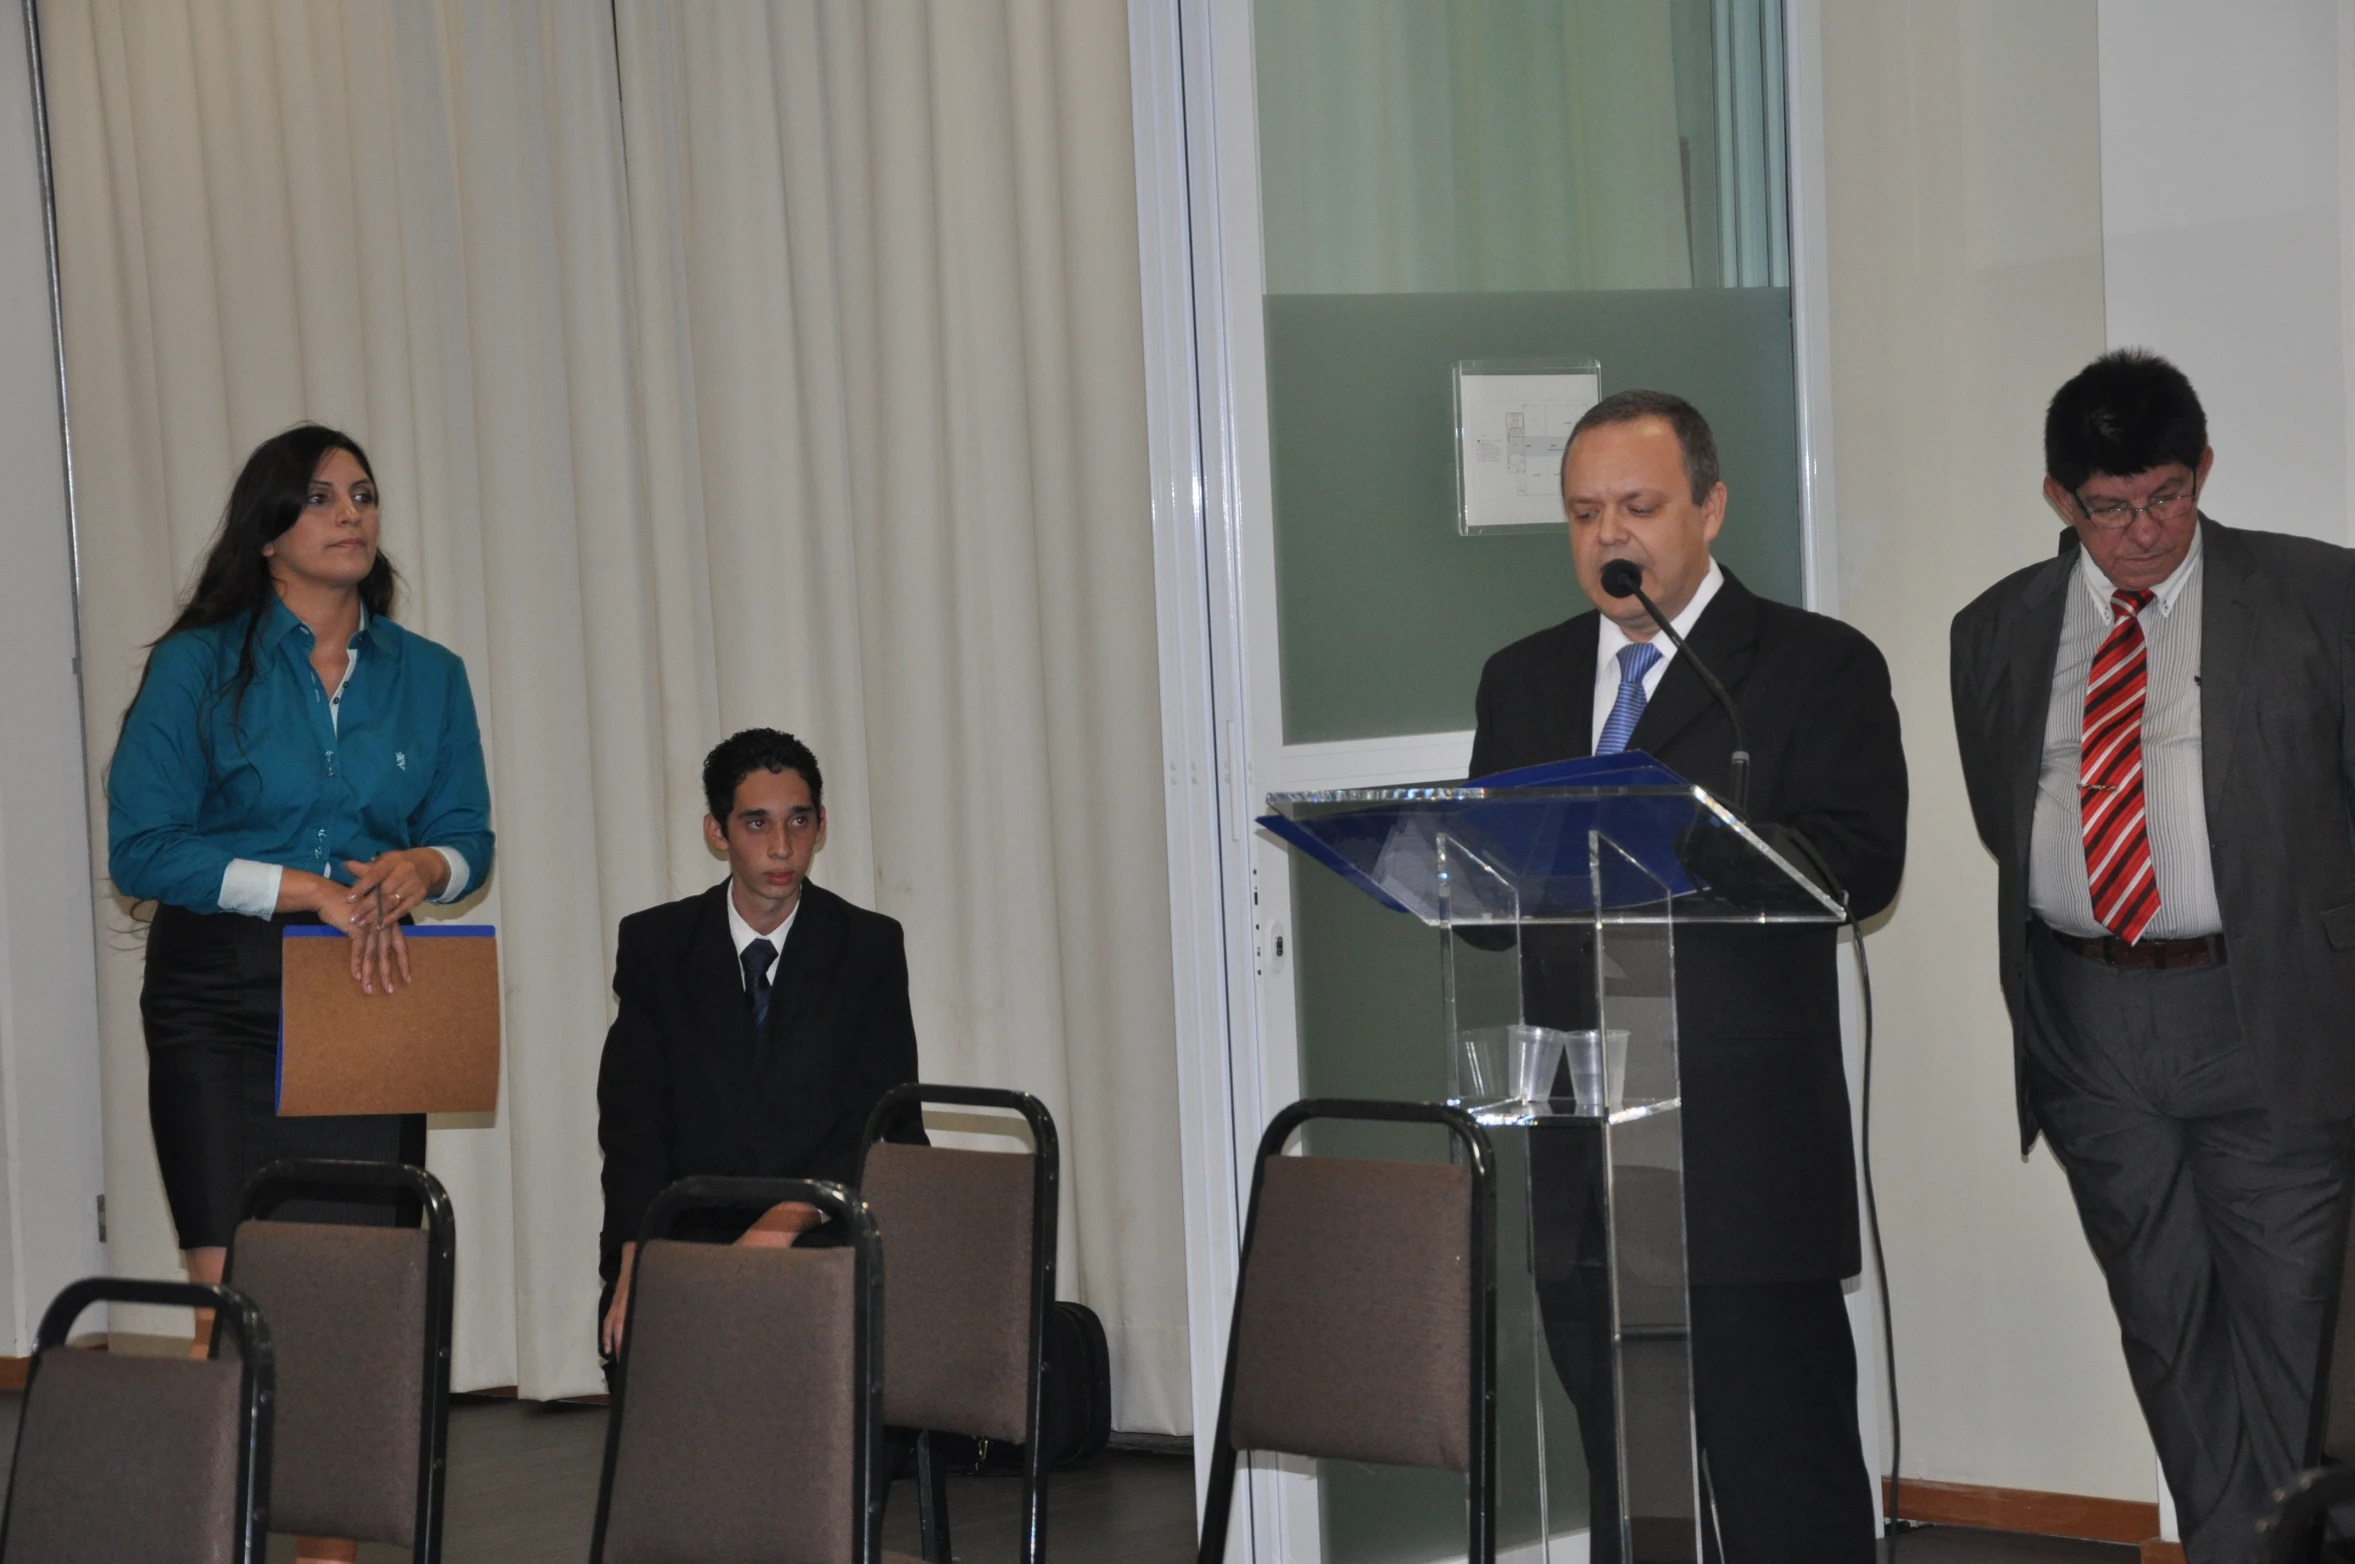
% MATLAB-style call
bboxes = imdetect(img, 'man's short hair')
[2044,349,2207,490]
[1568,389,1721,503]
[702,728,824,822]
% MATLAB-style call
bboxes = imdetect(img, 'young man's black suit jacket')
[596,879,920,1278]
[1469,569,1908,1285]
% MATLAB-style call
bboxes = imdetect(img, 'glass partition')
[1265,289,1800,742]
[1256,5,1803,1557]
[1253,0,1799,745]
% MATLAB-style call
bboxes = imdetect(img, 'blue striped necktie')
[741,938,776,1029]
[1595,641,1663,756]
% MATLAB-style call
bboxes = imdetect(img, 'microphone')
[1599,558,1750,815]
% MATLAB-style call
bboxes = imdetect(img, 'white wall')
[1822,0,2160,1504]
[2096,0,2352,1532]
[1825,0,2355,1511]
[2099,0,2351,543]
[0,1,107,1353]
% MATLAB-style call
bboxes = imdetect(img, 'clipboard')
[278,925,502,1116]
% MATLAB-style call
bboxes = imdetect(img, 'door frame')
[1129,3,1865,1558]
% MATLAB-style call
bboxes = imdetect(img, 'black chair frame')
[223,1157,456,1563]
[0,1277,275,1564]
[2264,1464,2355,1562]
[589,1176,885,1564]
[1197,1099,1499,1564]
[859,1082,1061,1564]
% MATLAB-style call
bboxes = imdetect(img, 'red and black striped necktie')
[2081,587,2162,943]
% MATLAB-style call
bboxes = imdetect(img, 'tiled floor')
[0,1386,2148,1562]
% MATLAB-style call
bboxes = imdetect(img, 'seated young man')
[596,728,920,1357]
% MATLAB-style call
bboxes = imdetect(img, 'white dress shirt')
[725,888,799,991]
[1590,561,1725,752]
[2027,527,2222,939]
[216,617,471,917]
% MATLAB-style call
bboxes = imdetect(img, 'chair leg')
[1023,1464,1049,1564]
[1197,1443,1239,1564]
[916,1430,953,1564]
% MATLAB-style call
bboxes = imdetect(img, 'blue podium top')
[1259,753,1845,926]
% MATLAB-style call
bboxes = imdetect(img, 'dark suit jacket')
[596,879,921,1275]
[1951,518,2355,1149]
[1471,570,1908,1284]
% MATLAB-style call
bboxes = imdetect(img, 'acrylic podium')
[1260,754,1845,1564]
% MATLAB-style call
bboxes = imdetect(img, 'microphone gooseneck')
[1598,559,1750,815]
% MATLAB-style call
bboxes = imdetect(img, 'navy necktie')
[741,938,776,1030]
[1595,641,1664,756]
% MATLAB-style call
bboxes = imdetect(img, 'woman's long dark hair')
[122,423,399,740]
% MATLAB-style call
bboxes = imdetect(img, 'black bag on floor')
[930,1300,1112,1472]
[1038,1299,1111,1466]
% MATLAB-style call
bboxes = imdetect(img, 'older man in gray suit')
[1950,349,2355,1562]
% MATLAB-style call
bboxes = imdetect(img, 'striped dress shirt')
[2027,525,2223,939]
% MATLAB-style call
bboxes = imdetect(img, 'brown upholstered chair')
[219,1159,455,1562]
[1198,1099,1498,1564]
[2260,1194,2355,1561]
[0,1277,274,1564]
[591,1176,885,1564]
[858,1083,1059,1564]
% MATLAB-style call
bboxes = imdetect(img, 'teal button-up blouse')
[109,598,495,915]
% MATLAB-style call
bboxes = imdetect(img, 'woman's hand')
[341,849,446,991]
[345,848,446,923]
[282,869,405,994]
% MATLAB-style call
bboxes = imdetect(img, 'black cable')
[1854,919,1919,1555]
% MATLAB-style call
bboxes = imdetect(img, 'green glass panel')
[1292,859,1447,1146]
[1266,288,1801,745]
[1254,0,1730,295]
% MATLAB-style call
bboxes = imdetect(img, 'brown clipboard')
[278,926,501,1116]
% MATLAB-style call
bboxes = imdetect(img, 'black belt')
[2043,925,2227,970]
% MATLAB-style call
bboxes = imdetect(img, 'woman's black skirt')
[141,904,424,1249]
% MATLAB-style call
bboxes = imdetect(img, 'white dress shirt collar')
[2078,521,2203,618]
[1596,559,1724,666]
[724,885,798,987]
[1590,560,1724,752]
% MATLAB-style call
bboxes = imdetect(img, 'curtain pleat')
[46,0,1187,1426]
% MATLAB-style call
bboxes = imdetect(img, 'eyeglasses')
[2074,485,2198,531]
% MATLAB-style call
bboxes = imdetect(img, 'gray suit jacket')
[1950,517,2355,1151]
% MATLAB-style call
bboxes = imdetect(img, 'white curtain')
[44,0,1189,1430]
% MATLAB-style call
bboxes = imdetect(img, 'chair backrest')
[592,1177,882,1564]
[223,1158,453,1557]
[1200,1100,1496,1564]
[857,1084,1058,1447]
[0,1278,273,1564]
[2324,1187,2355,1463]
[860,1142,1036,1440]
[1228,1152,1477,1469]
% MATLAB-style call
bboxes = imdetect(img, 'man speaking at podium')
[1470,390,1908,1562]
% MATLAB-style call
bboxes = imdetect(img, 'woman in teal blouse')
[109,424,492,1346]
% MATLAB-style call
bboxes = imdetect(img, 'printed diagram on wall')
[1455,359,1601,532]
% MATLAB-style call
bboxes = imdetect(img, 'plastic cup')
[1455,1024,1580,1123]
[1563,1028,1630,1115]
